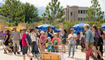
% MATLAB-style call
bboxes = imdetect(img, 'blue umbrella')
[72,23,85,28]
[72,23,86,33]
[37,24,55,29]
[37,24,55,32]
[102,25,105,31]
[54,28,61,32]
[37,24,61,32]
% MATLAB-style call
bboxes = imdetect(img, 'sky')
[19,0,105,12]
[0,0,105,16]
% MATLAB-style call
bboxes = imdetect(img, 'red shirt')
[40,35,46,43]
[52,37,60,45]
[21,33,27,47]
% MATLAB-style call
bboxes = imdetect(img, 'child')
[47,37,53,52]
[40,31,46,53]
[80,32,85,52]
[52,33,60,52]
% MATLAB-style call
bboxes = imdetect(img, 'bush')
[86,21,105,27]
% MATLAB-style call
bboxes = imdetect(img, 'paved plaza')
[0,46,105,60]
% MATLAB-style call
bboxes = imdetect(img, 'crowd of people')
[0,24,105,60]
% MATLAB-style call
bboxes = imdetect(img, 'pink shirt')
[40,35,46,43]
[21,34,27,47]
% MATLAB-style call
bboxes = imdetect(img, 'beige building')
[64,6,88,22]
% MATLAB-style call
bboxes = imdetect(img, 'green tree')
[86,0,104,21]
[42,0,65,24]
[63,21,78,32]
[0,0,25,25]
[22,3,40,23]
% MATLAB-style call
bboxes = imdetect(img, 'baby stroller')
[31,41,41,60]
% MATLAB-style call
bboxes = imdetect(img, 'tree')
[63,21,78,32]
[22,3,40,23]
[86,0,104,21]
[42,0,65,24]
[0,0,25,25]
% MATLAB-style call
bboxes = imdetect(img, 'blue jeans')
[68,44,75,56]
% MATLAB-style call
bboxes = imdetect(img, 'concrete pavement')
[0,46,105,60]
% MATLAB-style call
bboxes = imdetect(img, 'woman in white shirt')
[30,29,39,54]
[67,28,77,58]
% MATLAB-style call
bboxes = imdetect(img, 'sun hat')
[54,33,57,35]
[40,31,44,33]
[47,37,51,39]
[84,24,90,28]
[70,28,74,31]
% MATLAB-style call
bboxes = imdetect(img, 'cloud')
[20,0,91,7]
[19,0,105,11]
[20,0,51,7]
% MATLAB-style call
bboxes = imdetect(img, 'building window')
[83,10,85,14]
[78,18,80,21]
[78,18,82,21]
[81,18,82,21]
[71,12,72,16]
[78,10,81,14]
[81,10,83,14]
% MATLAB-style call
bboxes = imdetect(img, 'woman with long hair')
[39,31,46,53]
[3,30,12,54]
[47,26,54,39]
[61,29,67,53]
[67,28,77,58]
[98,27,104,59]
[92,26,103,60]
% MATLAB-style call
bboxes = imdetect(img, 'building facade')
[64,6,88,22]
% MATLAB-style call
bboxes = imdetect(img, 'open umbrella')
[102,25,105,31]
[72,23,86,33]
[37,24,55,29]
[37,24,61,32]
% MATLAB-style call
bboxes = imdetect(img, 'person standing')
[47,26,54,39]
[47,37,53,52]
[61,29,67,53]
[98,27,104,59]
[26,29,32,45]
[19,30,23,52]
[67,29,77,58]
[52,33,60,52]
[103,29,105,52]
[12,27,20,54]
[30,29,39,54]
[59,23,64,39]
[3,30,12,54]
[39,31,46,53]
[92,26,103,60]
[84,24,97,60]
[80,32,85,52]
[76,32,80,49]
[21,29,32,60]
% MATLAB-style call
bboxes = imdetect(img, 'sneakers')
[14,52,20,55]
[17,52,20,54]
